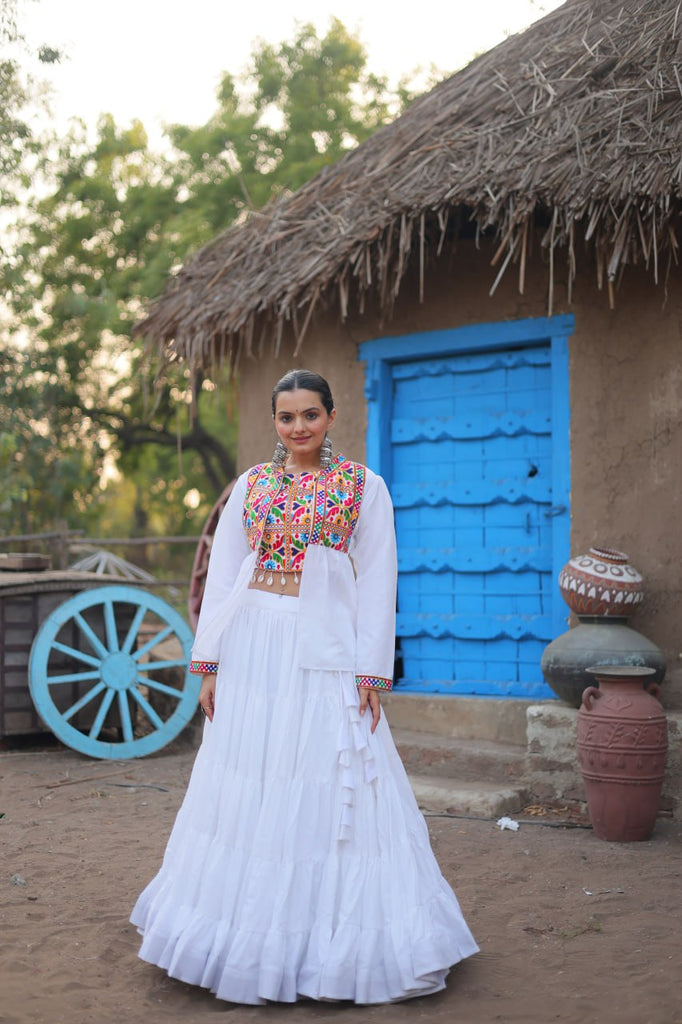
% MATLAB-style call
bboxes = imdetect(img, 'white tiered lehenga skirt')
[131,589,479,1004]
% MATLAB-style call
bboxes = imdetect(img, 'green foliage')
[2,17,419,541]
[0,336,106,533]
[0,2,32,196]
[0,0,63,196]
[3,107,242,536]
[246,19,394,190]
[165,20,411,243]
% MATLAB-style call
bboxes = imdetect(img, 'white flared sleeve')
[349,470,398,690]
[190,471,251,667]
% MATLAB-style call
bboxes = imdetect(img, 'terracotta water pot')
[577,666,668,842]
[559,547,645,618]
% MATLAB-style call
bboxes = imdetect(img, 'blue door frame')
[360,315,573,698]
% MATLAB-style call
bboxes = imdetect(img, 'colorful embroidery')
[190,661,219,674]
[355,675,393,690]
[243,456,366,573]
[258,473,314,572]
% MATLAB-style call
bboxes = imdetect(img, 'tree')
[3,114,238,537]
[0,0,60,197]
[2,19,416,538]
[167,18,399,221]
[0,0,69,535]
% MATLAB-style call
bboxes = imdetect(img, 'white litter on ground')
[497,816,520,831]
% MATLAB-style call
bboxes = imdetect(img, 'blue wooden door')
[360,316,572,699]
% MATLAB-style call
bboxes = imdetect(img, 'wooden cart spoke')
[50,641,102,669]
[117,690,134,743]
[46,669,102,686]
[103,598,120,654]
[88,688,116,739]
[129,686,164,730]
[133,624,174,660]
[73,612,110,659]
[120,605,147,655]
[142,677,184,700]
[62,681,107,722]
[136,658,188,673]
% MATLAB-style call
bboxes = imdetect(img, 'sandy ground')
[2,736,682,1024]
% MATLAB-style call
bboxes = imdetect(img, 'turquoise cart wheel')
[29,585,198,759]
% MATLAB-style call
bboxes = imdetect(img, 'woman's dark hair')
[271,369,334,415]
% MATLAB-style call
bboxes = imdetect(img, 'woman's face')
[273,388,336,463]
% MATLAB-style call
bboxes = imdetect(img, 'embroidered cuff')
[189,660,219,675]
[355,675,393,691]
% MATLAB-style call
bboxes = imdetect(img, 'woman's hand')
[199,673,217,722]
[358,687,381,734]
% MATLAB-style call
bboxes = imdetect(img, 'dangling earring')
[272,440,288,467]
[319,434,333,470]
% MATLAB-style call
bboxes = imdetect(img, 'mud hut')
[139,0,682,710]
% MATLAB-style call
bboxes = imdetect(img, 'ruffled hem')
[132,875,475,1005]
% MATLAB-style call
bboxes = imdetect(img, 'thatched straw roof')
[140,0,682,368]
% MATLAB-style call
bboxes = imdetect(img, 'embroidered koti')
[244,456,365,567]
[191,455,397,692]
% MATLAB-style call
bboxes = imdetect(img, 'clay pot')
[577,666,668,842]
[559,547,645,618]
[540,617,666,707]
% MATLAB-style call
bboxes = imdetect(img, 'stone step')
[392,727,526,783]
[408,774,527,818]
[383,692,532,745]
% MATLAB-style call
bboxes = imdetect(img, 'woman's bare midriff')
[248,570,301,597]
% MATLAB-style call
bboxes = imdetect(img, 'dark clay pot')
[540,617,666,707]
[577,666,668,842]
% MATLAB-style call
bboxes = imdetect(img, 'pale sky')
[21,0,565,144]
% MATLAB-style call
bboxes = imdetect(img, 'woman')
[131,369,478,1005]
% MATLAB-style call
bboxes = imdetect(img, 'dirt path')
[2,742,681,1024]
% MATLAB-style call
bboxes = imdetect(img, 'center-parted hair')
[271,370,334,415]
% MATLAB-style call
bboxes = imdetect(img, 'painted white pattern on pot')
[558,547,645,618]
